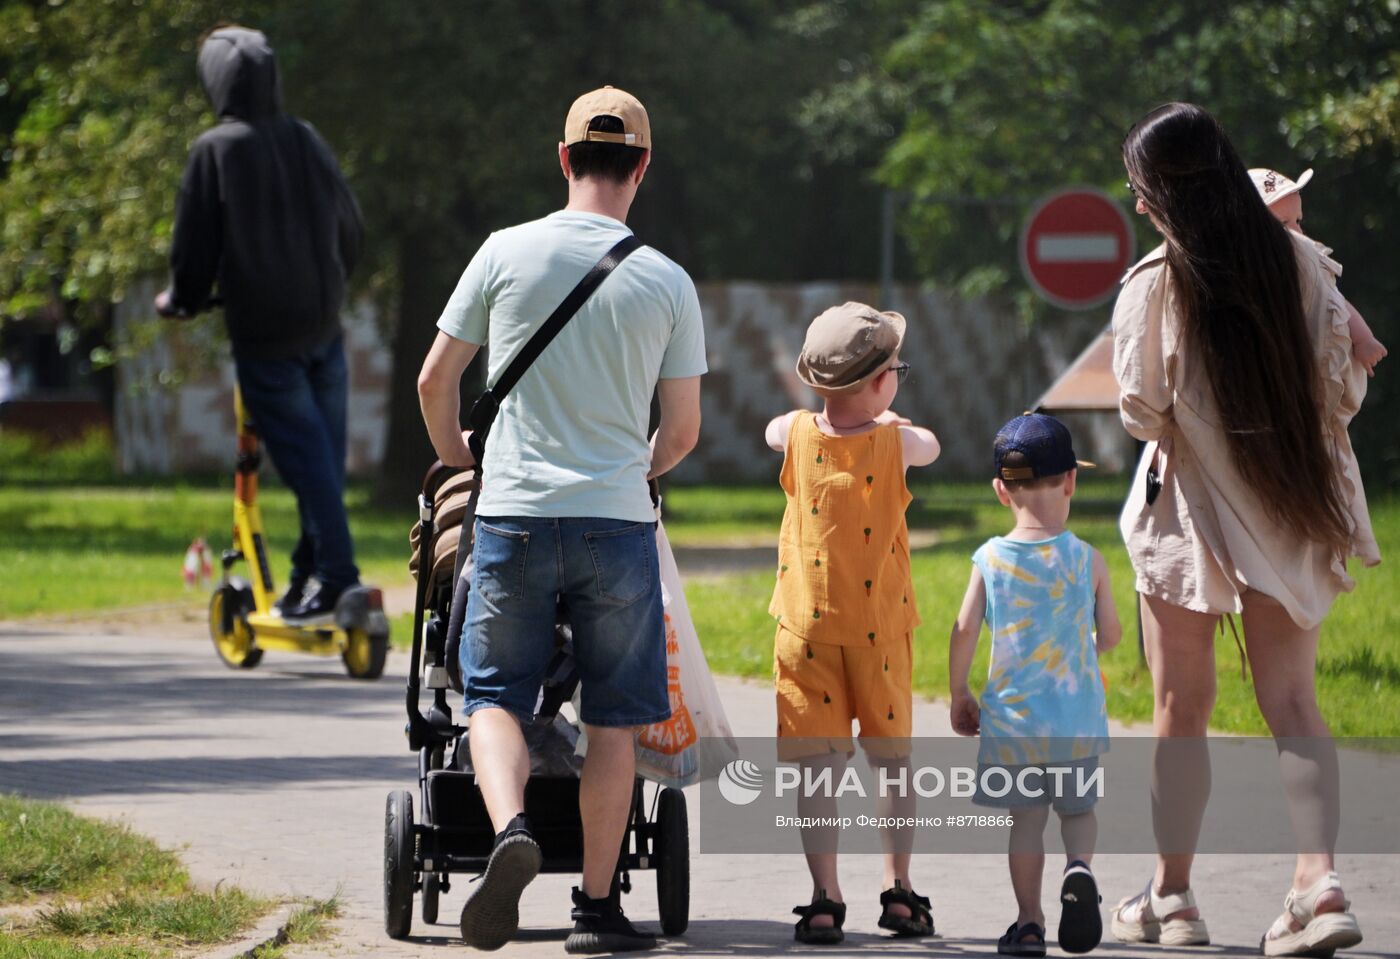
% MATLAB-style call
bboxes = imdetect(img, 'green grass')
[0,431,118,487]
[0,796,183,904]
[680,480,1400,738]
[0,796,272,959]
[249,893,342,959]
[38,888,267,943]
[0,480,415,619]
[0,940,146,959]
[0,430,416,619]
[6,433,1396,737]
[387,477,1399,736]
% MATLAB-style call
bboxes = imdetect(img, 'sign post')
[1020,187,1135,310]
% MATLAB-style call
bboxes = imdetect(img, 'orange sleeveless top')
[769,411,920,646]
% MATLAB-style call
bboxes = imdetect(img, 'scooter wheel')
[343,628,388,680]
[208,586,263,669]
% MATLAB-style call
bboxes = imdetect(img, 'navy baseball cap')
[993,413,1094,481]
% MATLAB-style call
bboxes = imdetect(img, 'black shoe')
[998,920,1047,957]
[1058,860,1102,954]
[281,582,351,623]
[565,886,658,954]
[459,815,541,951]
[272,577,311,616]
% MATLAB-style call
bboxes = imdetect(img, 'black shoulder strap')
[467,234,643,463]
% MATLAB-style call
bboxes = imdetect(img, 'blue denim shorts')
[461,516,670,729]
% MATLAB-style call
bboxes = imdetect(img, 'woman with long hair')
[1109,102,1379,956]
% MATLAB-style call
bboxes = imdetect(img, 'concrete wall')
[114,280,1129,481]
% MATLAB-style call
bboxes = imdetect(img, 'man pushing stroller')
[417,87,705,953]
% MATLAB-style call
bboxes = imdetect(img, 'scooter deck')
[245,613,345,655]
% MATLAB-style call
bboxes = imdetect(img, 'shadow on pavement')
[0,629,415,799]
[0,754,413,799]
[660,921,1274,956]
[0,642,399,723]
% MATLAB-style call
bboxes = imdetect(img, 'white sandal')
[1261,872,1362,957]
[1110,881,1210,946]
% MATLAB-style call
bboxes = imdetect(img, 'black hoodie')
[167,27,364,360]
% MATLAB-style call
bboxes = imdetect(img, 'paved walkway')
[1,617,1396,958]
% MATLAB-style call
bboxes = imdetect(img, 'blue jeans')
[462,516,669,728]
[234,334,358,591]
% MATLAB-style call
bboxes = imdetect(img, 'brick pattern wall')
[115,280,1128,481]
[675,282,1127,483]
[114,280,391,476]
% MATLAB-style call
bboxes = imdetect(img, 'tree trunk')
[374,230,459,504]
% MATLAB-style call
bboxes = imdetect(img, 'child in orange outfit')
[765,301,940,945]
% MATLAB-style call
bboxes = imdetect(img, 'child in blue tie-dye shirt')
[949,413,1121,957]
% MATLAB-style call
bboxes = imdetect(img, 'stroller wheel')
[384,790,415,939]
[655,787,689,935]
[422,873,441,925]
[344,628,388,680]
[209,585,262,669]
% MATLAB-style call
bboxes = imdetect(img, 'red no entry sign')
[1020,187,1135,310]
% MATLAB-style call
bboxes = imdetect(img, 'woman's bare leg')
[1240,592,1346,925]
[1141,594,1218,918]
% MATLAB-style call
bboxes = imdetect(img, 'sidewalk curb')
[201,903,295,959]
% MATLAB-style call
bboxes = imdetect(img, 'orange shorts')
[773,625,913,760]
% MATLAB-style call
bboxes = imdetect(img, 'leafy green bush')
[0,430,116,485]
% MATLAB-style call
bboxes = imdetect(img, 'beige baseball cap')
[1249,167,1313,206]
[564,86,650,149]
[796,302,906,393]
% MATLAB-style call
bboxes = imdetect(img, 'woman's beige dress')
[1112,230,1380,630]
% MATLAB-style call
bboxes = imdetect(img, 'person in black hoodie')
[156,25,365,621]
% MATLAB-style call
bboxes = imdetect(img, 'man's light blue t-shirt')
[437,210,706,523]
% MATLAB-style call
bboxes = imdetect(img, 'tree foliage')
[5,1,1397,483]
[802,0,1400,481]
[1,0,887,492]
[0,0,262,316]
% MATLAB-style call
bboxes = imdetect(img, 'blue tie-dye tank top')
[971,531,1109,766]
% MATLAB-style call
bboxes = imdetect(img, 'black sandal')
[793,890,846,945]
[998,920,1047,957]
[878,880,934,937]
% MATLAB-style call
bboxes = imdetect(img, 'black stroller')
[384,463,690,940]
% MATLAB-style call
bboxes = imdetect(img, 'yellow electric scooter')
[207,387,390,679]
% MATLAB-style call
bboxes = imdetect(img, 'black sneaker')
[281,582,350,623]
[564,886,657,954]
[1058,860,1103,954]
[459,814,541,951]
[272,576,310,616]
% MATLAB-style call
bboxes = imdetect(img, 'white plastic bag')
[575,519,738,788]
